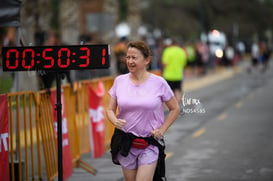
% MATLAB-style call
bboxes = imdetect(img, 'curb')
[184,65,243,92]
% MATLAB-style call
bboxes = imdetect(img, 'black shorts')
[252,58,258,66]
[166,80,182,91]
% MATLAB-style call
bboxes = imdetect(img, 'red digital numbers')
[22,48,35,69]
[6,49,19,69]
[2,45,109,71]
[79,47,90,67]
[102,48,106,65]
[7,49,35,69]
[58,48,70,68]
[43,48,54,68]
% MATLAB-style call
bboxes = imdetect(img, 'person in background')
[259,41,271,73]
[223,43,235,67]
[195,40,210,76]
[1,28,16,79]
[114,36,129,75]
[248,40,260,73]
[161,39,187,108]
[184,42,197,76]
[107,40,180,181]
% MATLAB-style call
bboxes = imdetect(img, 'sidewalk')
[68,60,249,181]
[183,60,248,92]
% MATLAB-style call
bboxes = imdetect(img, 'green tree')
[141,0,273,42]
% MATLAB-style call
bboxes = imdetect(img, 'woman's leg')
[135,162,157,181]
[174,89,182,106]
[122,167,137,181]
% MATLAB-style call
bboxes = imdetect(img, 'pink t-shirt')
[109,73,174,137]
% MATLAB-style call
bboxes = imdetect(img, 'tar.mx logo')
[182,94,206,114]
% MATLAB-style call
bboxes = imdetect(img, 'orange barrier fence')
[63,85,80,165]
[37,90,58,180]
[77,76,115,151]
[70,76,114,174]
[6,76,115,181]
[7,91,42,181]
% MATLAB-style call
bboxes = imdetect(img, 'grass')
[0,72,13,94]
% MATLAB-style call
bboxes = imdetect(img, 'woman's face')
[126,47,149,73]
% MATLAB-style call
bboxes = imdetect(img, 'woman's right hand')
[113,119,126,129]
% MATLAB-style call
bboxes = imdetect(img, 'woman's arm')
[151,96,180,139]
[106,96,126,129]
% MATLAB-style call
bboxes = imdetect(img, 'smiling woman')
[106,40,180,181]
[125,44,150,78]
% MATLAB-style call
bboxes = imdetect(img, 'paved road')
[68,61,273,181]
[166,66,273,180]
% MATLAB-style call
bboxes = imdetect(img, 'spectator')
[161,39,187,108]
[247,40,260,73]
[114,36,128,75]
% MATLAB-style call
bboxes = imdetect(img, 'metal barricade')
[5,76,114,180]
[7,91,42,181]
[70,76,114,174]
[77,76,114,151]
[37,90,58,181]
[99,76,115,148]
[62,85,80,165]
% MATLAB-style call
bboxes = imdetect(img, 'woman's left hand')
[151,129,163,140]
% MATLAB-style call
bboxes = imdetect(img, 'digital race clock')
[1,44,110,71]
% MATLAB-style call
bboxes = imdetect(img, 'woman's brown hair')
[127,40,151,58]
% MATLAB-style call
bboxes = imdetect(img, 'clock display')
[1,44,110,71]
